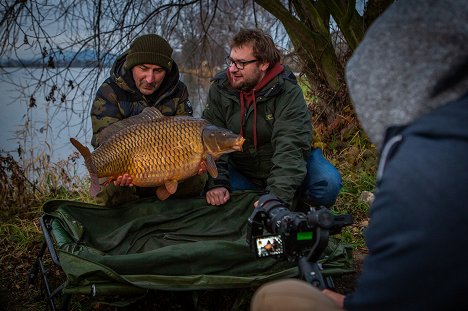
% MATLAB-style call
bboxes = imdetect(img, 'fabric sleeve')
[344,131,468,310]
[90,82,123,148]
[174,81,193,116]
[267,85,312,205]
[201,85,231,191]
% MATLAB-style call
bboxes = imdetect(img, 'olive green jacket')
[202,67,312,205]
[91,51,192,148]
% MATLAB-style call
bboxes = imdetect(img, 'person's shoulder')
[210,70,228,84]
[96,77,119,101]
[279,66,299,85]
[271,66,301,98]
[174,79,189,91]
[207,70,232,98]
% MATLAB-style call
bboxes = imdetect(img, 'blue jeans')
[229,148,342,207]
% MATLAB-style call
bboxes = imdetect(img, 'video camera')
[246,194,353,289]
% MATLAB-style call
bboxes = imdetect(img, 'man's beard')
[138,80,157,94]
[231,69,262,91]
[237,80,258,91]
[140,81,156,89]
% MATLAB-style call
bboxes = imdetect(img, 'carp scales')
[70,107,245,200]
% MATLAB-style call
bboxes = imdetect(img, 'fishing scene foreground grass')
[1,112,376,310]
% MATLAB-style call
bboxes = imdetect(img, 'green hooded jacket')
[90,51,202,206]
[202,66,312,205]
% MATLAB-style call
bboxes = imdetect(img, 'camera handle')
[298,226,335,290]
[299,209,352,290]
[299,258,334,290]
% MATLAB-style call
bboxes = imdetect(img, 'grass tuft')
[1,107,378,308]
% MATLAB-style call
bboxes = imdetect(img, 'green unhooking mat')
[42,191,353,295]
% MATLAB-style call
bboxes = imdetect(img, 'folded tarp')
[42,191,353,295]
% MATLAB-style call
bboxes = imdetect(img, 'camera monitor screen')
[255,235,284,258]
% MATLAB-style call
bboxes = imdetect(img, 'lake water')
[0,67,210,176]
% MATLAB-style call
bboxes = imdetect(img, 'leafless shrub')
[0,152,32,209]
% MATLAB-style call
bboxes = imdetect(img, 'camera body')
[246,194,353,289]
[247,194,352,261]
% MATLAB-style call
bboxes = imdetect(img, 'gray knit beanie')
[346,0,468,148]
[124,34,173,71]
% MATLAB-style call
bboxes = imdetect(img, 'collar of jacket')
[211,65,298,100]
[236,63,285,148]
[212,63,295,149]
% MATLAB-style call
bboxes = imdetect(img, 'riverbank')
[1,137,375,310]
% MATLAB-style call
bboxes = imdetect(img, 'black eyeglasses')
[225,56,258,69]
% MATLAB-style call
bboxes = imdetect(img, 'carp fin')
[95,107,164,145]
[142,107,165,119]
[206,154,218,178]
[164,180,178,194]
[89,174,100,197]
[100,177,115,187]
[70,138,100,196]
[156,186,171,200]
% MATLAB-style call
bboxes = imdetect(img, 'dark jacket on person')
[344,0,468,309]
[344,94,468,310]
[89,51,197,206]
[91,51,192,148]
[202,64,312,205]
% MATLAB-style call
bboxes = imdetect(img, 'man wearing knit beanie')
[251,0,468,310]
[122,34,175,96]
[124,34,174,72]
[90,34,204,206]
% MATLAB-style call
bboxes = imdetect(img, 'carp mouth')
[202,125,246,156]
[232,137,245,151]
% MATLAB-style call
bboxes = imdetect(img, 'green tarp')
[43,191,353,295]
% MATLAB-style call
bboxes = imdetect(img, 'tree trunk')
[255,0,394,127]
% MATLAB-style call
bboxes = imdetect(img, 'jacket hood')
[402,93,468,142]
[110,50,182,102]
[235,62,285,148]
[345,0,468,149]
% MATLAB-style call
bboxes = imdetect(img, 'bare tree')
[0,0,283,120]
[254,0,394,124]
[0,0,286,184]
[1,0,393,171]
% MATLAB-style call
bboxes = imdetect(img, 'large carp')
[70,107,244,200]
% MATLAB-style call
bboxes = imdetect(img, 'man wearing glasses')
[202,28,341,209]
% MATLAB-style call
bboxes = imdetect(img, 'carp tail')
[70,138,100,197]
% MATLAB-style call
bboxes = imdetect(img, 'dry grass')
[0,150,92,310]
[0,153,32,210]
[0,115,376,309]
